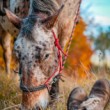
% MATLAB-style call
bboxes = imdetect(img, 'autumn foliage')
[65,18,93,78]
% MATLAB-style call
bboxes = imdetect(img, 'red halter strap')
[44,29,67,87]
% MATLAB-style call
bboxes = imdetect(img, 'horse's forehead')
[32,26,53,42]
[17,28,53,50]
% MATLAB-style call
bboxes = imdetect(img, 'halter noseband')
[20,29,67,92]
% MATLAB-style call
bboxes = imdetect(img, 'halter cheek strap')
[20,80,47,92]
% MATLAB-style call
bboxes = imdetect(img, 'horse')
[0,0,30,74]
[4,0,81,109]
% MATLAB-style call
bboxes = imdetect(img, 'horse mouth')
[21,87,49,110]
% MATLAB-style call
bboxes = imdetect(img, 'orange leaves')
[65,18,93,78]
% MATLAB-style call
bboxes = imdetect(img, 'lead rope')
[63,0,82,67]
[44,30,67,87]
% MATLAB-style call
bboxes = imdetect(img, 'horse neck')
[56,0,64,5]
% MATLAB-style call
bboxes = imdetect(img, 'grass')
[0,72,21,110]
[0,67,110,110]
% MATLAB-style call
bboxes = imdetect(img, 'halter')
[20,0,81,92]
[20,29,67,92]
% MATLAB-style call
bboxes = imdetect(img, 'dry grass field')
[0,67,110,110]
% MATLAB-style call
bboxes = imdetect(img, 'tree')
[65,18,93,78]
[94,27,110,57]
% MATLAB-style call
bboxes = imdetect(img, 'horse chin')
[37,90,50,109]
[21,89,50,110]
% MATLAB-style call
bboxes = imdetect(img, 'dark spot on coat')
[28,61,32,64]
[22,57,25,60]
[55,59,58,63]
[17,46,20,49]
[35,46,41,51]
[42,43,46,47]
[35,53,40,59]
[33,64,36,67]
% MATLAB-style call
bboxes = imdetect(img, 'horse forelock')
[20,14,51,42]
[20,15,39,40]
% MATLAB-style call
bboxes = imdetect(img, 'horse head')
[4,1,63,109]
[4,0,81,109]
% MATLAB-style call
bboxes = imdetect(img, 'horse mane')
[31,0,60,16]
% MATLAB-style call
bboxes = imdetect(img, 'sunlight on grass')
[0,68,110,110]
[0,73,21,110]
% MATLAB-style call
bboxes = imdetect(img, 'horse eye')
[45,54,49,59]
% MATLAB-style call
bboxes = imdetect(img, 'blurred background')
[64,0,110,78]
[0,0,110,109]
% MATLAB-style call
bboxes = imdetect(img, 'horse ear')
[4,8,22,29]
[41,5,64,29]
